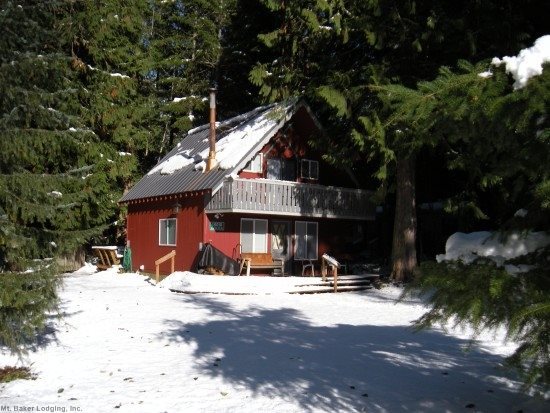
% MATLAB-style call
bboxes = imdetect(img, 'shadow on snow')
[158,294,541,413]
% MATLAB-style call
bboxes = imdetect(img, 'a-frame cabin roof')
[119,100,319,204]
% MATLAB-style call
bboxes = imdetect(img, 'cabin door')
[271,221,291,274]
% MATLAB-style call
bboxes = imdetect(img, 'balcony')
[206,178,375,220]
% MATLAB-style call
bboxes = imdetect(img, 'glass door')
[271,221,291,274]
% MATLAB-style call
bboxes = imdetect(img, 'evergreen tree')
[250,0,549,282]
[148,0,237,153]
[0,0,120,269]
[389,52,550,387]
[65,0,158,184]
[218,0,275,115]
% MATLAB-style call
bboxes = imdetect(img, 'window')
[266,158,282,180]
[295,221,318,260]
[244,153,263,173]
[159,218,176,246]
[267,158,297,181]
[300,159,319,180]
[241,218,268,253]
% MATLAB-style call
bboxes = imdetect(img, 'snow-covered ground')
[1,266,548,413]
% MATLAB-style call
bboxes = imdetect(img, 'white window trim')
[243,153,264,173]
[294,221,318,260]
[300,159,319,180]
[159,218,177,246]
[240,218,268,253]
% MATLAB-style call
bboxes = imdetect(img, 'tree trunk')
[390,154,417,282]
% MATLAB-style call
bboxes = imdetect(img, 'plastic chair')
[302,260,315,276]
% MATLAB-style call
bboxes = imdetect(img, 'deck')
[206,177,375,220]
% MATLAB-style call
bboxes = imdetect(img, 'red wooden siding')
[128,200,370,275]
[205,213,254,259]
[205,212,369,273]
[127,196,205,274]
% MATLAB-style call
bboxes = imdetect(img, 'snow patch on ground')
[1,268,547,412]
[158,271,345,294]
[436,231,550,268]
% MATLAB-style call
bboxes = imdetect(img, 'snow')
[172,96,199,103]
[478,70,493,78]
[149,104,288,175]
[491,35,550,89]
[147,150,195,175]
[47,191,62,198]
[211,110,281,170]
[0,266,547,412]
[436,231,550,267]
[110,72,129,79]
[158,271,351,294]
[86,64,130,79]
[321,253,340,267]
[514,208,528,218]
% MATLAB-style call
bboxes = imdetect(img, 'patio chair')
[301,260,315,276]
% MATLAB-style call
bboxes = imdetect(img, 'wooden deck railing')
[155,250,176,284]
[206,178,374,220]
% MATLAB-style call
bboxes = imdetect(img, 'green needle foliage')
[0,268,61,356]
[412,257,550,389]
[0,1,119,270]
[396,49,550,389]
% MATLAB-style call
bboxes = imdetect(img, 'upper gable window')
[244,153,263,173]
[300,159,319,180]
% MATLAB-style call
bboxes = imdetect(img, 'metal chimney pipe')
[206,87,217,172]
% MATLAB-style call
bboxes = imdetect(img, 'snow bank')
[158,271,340,294]
[70,262,97,275]
[437,231,550,269]
[492,35,550,89]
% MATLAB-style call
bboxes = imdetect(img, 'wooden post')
[155,250,176,284]
[333,266,338,293]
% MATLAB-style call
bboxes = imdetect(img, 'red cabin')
[119,100,375,275]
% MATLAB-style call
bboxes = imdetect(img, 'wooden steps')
[289,274,380,294]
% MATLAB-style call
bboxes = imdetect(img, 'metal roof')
[119,101,299,203]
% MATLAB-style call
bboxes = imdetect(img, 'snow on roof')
[491,34,550,89]
[196,108,282,172]
[148,103,288,176]
[119,100,310,203]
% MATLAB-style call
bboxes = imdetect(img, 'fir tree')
[391,54,550,388]
[251,0,549,282]
[147,0,237,153]
[0,1,119,269]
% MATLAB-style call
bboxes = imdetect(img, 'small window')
[244,153,263,173]
[300,159,319,180]
[159,218,177,246]
[266,158,282,180]
[241,218,268,253]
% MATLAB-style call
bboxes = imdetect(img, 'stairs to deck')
[289,274,380,294]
